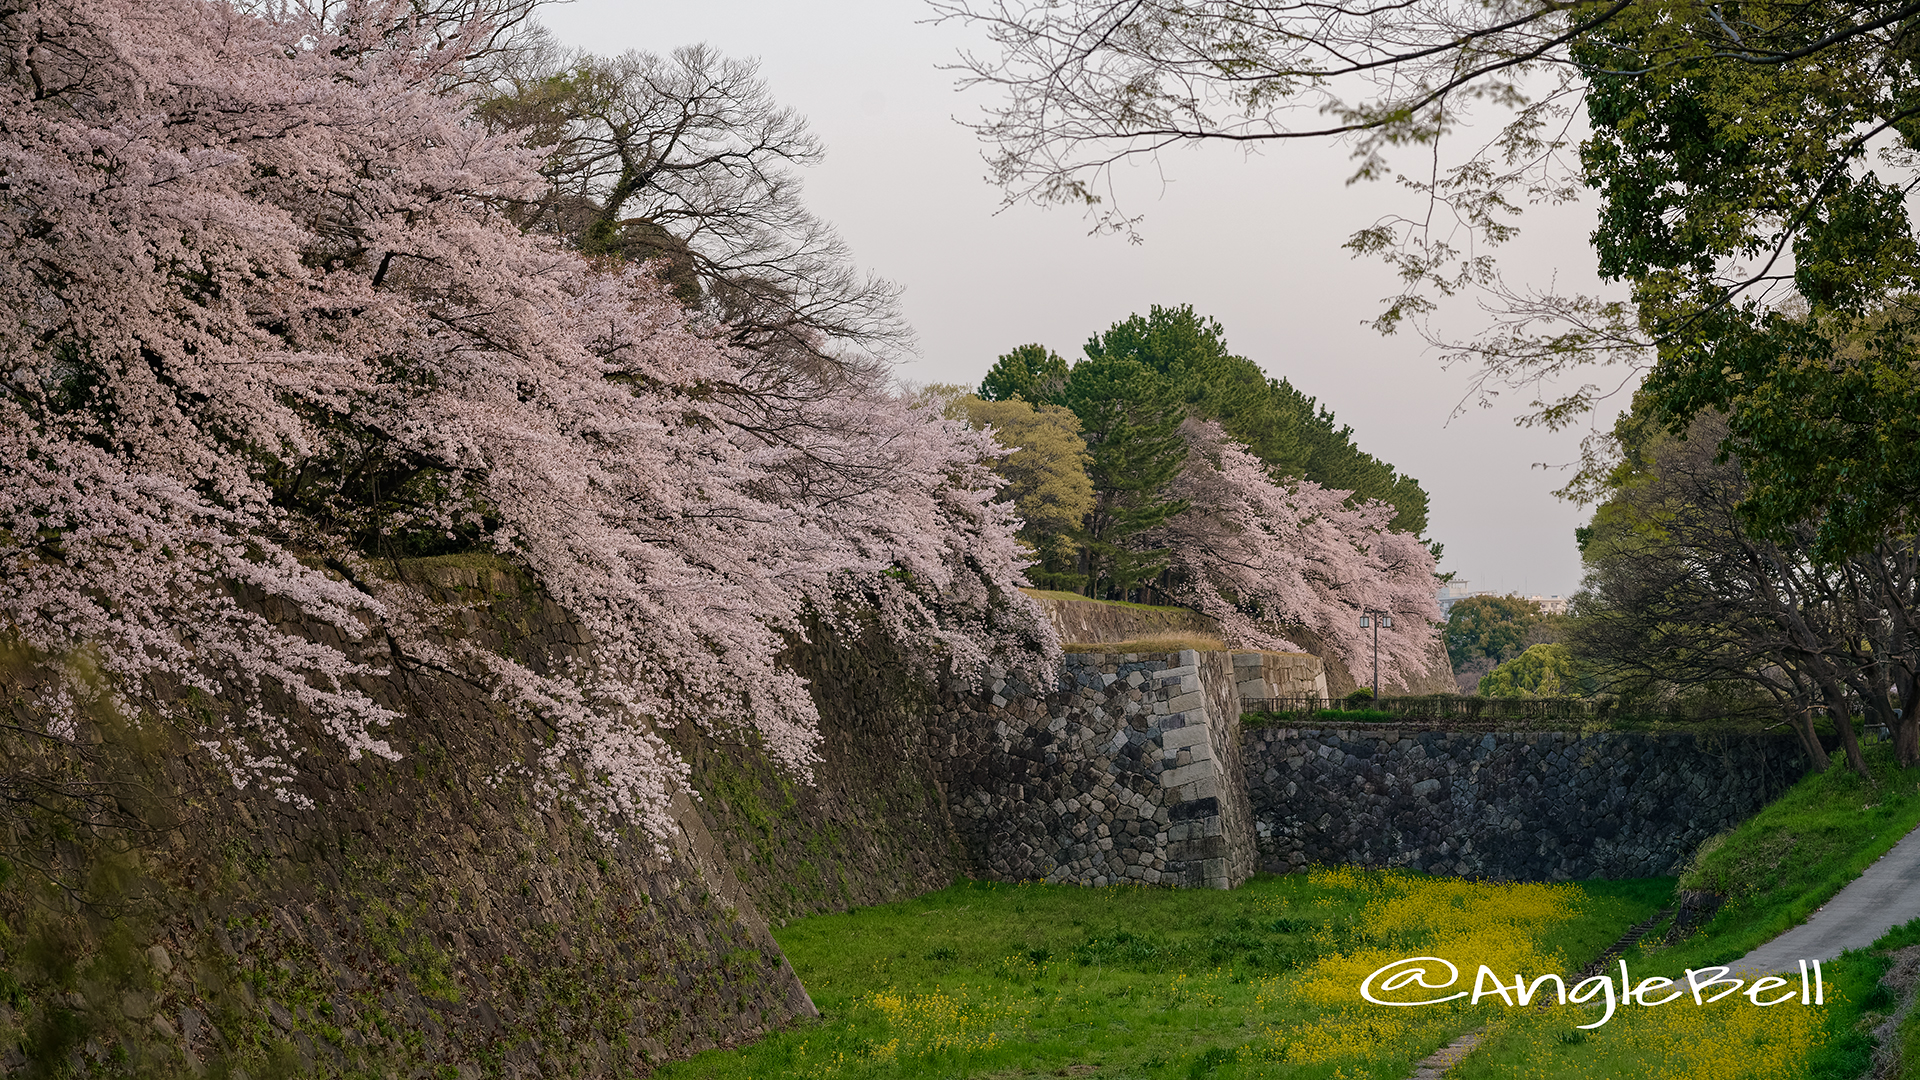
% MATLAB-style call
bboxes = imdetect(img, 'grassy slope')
[1020,589,1195,613]
[1063,635,1229,653]
[1455,739,1920,1079]
[659,875,1664,1080]
[1657,740,1920,971]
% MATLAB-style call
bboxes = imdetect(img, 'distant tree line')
[1443,595,1571,697]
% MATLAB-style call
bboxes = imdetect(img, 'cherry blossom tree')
[0,0,1053,845]
[1148,421,1439,689]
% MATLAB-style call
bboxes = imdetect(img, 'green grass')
[664,739,1920,1079]
[1021,588,1196,613]
[1450,913,1920,1080]
[1447,739,1920,1080]
[656,874,1667,1080]
[1642,739,1920,972]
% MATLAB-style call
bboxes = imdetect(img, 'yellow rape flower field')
[651,867,1867,1080]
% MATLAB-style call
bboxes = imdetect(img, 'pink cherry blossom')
[0,0,1055,845]
[1149,420,1440,689]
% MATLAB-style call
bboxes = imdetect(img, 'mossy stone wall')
[0,558,962,1079]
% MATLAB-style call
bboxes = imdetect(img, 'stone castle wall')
[1232,649,1329,700]
[927,644,1806,889]
[929,649,1269,889]
[9,556,1816,1080]
[0,557,968,1080]
[1242,726,1808,880]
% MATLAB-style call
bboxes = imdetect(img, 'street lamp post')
[1359,610,1393,702]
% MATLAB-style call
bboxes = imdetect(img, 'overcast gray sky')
[539,0,1633,600]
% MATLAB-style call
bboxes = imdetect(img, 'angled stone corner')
[930,647,1261,889]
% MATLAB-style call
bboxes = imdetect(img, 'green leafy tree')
[1086,305,1431,534]
[1444,594,1545,671]
[956,396,1095,589]
[1084,305,1302,468]
[1574,12,1920,561]
[1060,355,1189,599]
[979,343,1070,404]
[1480,644,1588,699]
[981,307,1440,600]
[1270,378,1430,536]
[1562,407,1920,776]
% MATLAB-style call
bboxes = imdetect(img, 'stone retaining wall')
[1232,650,1329,700]
[930,649,1261,889]
[1243,727,1808,880]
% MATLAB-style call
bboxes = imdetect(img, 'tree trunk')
[1896,715,1919,770]
[1866,681,1904,762]
[1894,668,1919,768]
[1791,706,1831,772]
[1819,678,1871,778]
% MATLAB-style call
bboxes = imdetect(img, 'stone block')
[1166,690,1207,715]
[1183,775,1220,801]
[1159,761,1215,789]
[1162,724,1212,751]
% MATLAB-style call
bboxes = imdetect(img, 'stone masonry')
[1243,727,1809,880]
[930,649,1275,888]
[1233,649,1329,701]
[933,630,1809,890]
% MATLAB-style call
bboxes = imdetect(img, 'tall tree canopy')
[1444,595,1546,671]
[978,343,1070,404]
[1568,408,1920,776]
[1575,10,1920,559]
[969,310,1440,675]
[1059,353,1192,597]
[952,396,1095,585]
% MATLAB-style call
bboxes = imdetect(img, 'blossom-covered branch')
[1150,421,1439,688]
[0,0,1054,844]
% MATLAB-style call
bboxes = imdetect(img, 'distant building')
[1435,580,1482,616]
[1434,581,1569,617]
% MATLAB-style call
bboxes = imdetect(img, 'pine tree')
[979,343,1070,403]
[1061,355,1189,599]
